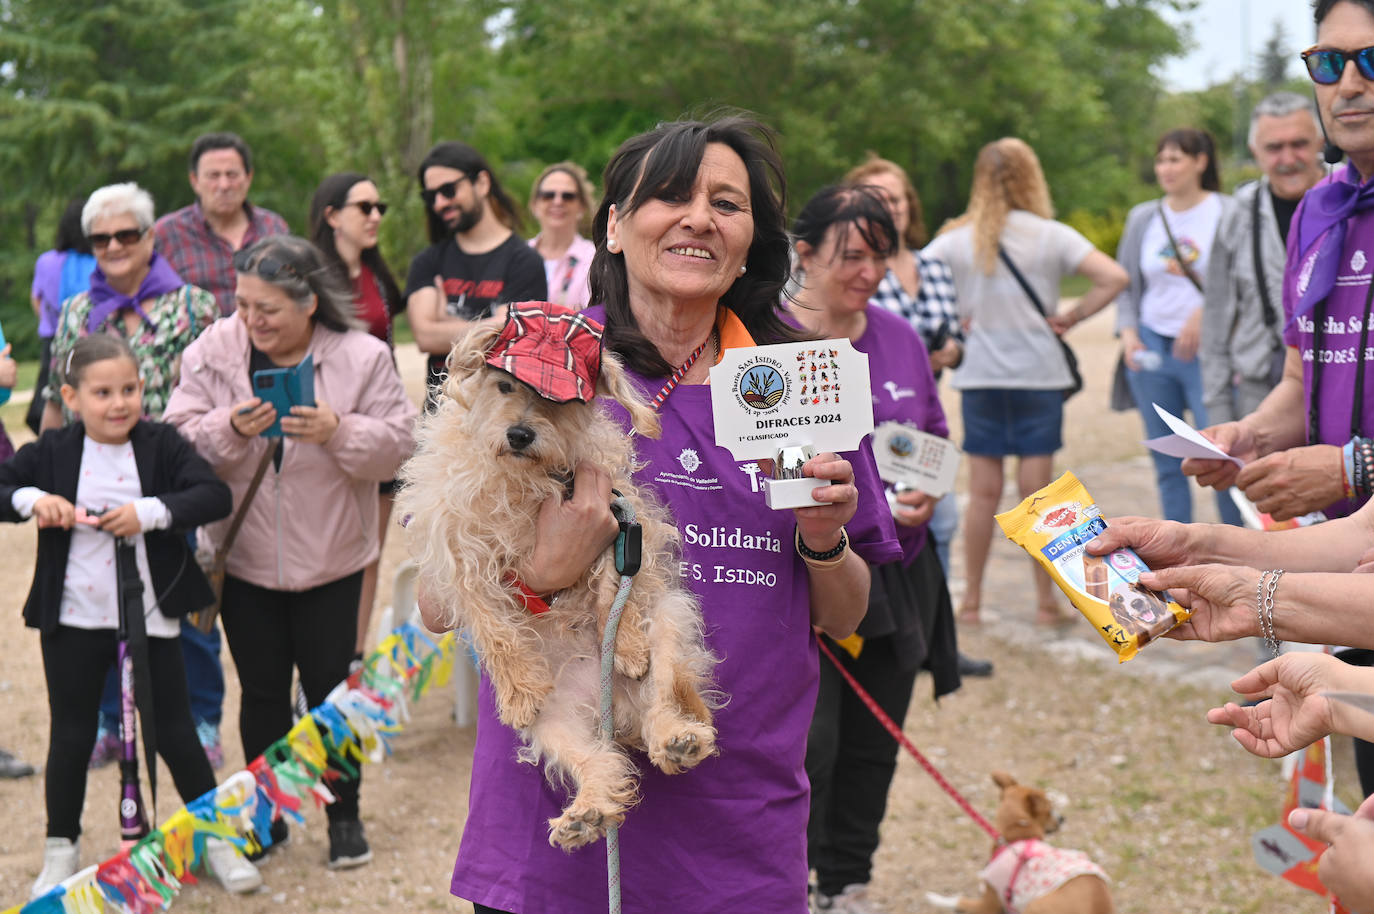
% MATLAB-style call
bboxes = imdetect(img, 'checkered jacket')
[154,202,289,315]
[870,249,961,351]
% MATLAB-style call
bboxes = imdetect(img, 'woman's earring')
[607,238,620,253]
[739,264,747,275]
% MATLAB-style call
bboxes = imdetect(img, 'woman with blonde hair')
[925,138,1127,626]
[528,162,596,308]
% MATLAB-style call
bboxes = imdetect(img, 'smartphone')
[251,354,314,438]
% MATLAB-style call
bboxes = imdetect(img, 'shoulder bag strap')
[1251,186,1279,329]
[217,442,278,557]
[998,246,1051,320]
[1157,200,1205,294]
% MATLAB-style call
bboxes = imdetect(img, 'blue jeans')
[1125,325,1243,526]
[97,618,225,729]
[928,491,958,576]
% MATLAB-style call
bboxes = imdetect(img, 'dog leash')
[815,634,1001,841]
[600,494,642,914]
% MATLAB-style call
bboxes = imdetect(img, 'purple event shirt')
[1282,163,1374,517]
[857,305,948,563]
[449,306,901,912]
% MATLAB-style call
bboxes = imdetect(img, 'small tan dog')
[929,772,1115,914]
[397,304,718,850]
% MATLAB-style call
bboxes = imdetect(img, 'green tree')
[1257,18,1290,87]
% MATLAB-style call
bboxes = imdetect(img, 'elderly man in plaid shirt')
[155,133,288,316]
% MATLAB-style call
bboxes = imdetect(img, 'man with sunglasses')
[1185,0,1374,526]
[1199,93,1325,433]
[154,133,289,316]
[404,141,547,395]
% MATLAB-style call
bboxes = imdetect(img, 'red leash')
[816,634,1001,841]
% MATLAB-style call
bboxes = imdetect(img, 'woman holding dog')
[428,116,901,913]
[162,234,416,870]
[789,184,963,912]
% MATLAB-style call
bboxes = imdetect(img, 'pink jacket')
[164,316,417,591]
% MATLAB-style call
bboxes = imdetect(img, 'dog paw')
[613,643,650,680]
[548,801,620,850]
[647,722,716,775]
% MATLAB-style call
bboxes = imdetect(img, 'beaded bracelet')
[1354,437,1374,499]
[796,526,849,569]
[1256,569,1284,658]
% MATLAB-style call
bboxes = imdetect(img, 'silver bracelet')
[1257,569,1284,658]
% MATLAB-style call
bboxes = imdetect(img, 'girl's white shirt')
[11,436,177,636]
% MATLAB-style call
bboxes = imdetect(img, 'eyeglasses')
[537,190,579,204]
[233,249,304,282]
[343,200,388,217]
[1302,45,1374,85]
[420,175,470,207]
[88,228,147,250]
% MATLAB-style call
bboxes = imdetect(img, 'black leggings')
[41,626,215,840]
[220,571,363,822]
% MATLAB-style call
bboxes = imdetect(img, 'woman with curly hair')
[925,138,1126,626]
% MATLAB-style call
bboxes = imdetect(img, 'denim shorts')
[961,388,1063,457]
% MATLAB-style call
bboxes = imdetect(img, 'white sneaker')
[816,883,881,914]
[204,837,263,894]
[30,837,79,899]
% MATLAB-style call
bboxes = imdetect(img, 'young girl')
[0,335,262,899]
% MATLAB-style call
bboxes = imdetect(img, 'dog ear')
[598,349,661,439]
[442,320,504,407]
[991,771,1018,789]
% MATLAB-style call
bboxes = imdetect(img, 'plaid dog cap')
[485,301,606,403]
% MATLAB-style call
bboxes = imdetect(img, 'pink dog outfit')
[980,838,1109,914]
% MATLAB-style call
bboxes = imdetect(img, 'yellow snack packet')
[995,471,1189,662]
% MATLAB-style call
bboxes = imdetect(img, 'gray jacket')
[1199,179,1287,416]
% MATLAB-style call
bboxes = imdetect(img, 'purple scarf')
[86,250,184,333]
[1294,163,1374,321]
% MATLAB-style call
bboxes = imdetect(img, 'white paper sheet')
[1142,403,1244,467]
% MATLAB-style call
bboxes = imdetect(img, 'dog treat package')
[995,471,1189,662]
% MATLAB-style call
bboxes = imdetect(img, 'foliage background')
[0,0,1314,360]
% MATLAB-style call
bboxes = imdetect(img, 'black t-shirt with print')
[404,232,548,387]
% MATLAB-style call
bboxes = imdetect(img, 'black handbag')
[998,246,1082,400]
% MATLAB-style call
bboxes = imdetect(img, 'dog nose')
[506,425,536,451]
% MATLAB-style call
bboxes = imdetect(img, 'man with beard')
[1200,92,1326,428]
[405,142,547,394]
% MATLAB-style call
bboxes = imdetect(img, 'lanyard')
[648,328,715,412]
[1307,278,1374,443]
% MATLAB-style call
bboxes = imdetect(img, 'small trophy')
[709,340,874,511]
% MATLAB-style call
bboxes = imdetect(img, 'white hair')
[81,182,156,235]
[1248,92,1322,149]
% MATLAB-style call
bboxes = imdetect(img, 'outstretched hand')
[1137,563,1261,643]
[1206,653,1353,757]
[1289,801,1374,911]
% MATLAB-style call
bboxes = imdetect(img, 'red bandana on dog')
[486,301,605,403]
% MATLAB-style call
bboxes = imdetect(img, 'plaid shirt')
[153,202,289,315]
[870,249,961,351]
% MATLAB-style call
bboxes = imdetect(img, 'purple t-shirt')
[1282,164,1374,517]
[858,306,948,563]
[450,308,901,912]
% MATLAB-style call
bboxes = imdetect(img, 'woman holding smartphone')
[163,234,416,870]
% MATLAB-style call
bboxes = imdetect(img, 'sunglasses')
[343,200,388,217]
[537,190,579,204]
[233,249,304,282]
[420,175,471,207]
[1302,45,1374,85]
[88,228,146,250]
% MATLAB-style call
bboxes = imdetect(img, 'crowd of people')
[7,0,1374,909]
